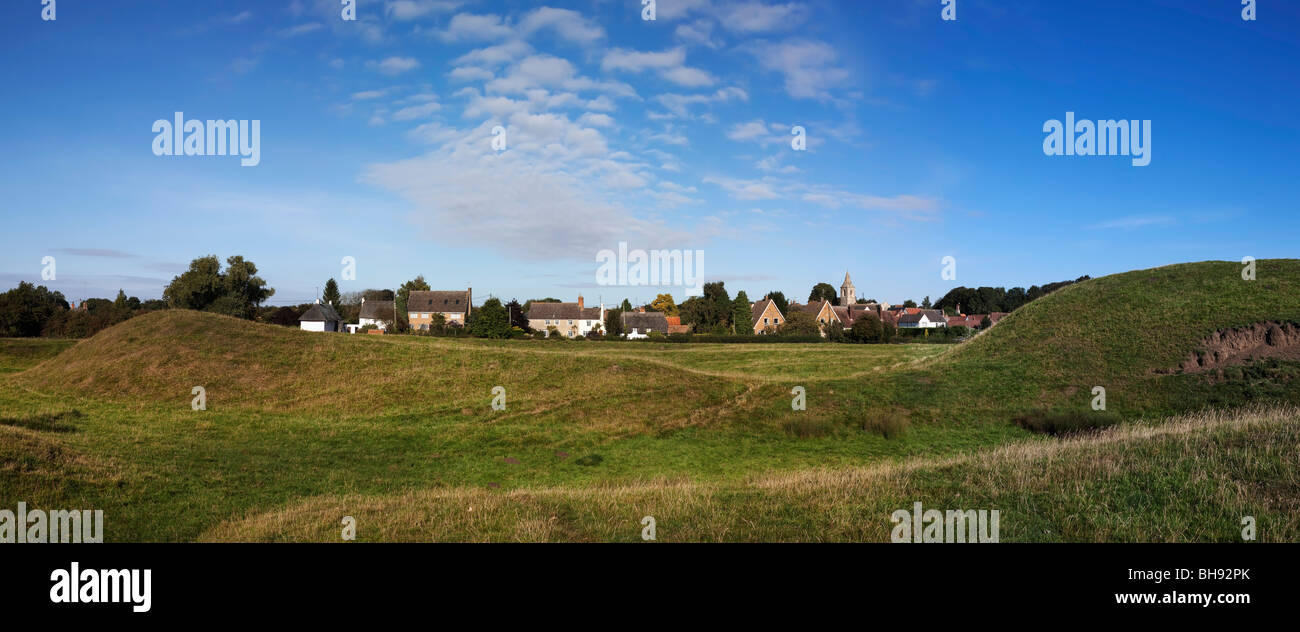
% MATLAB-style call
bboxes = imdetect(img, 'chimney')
[578,294,584,309]
[956,302,961,316]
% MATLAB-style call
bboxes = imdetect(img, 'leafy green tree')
[778,309,822,336]
[808,283,837,305]
[981,315,993,329]
[0,282,69,337]
[322,278,341,307]
[902,299,918,308]
[113,289,128,310]
[731,291,752,334]
[850,313,884,343]
[921,296,932,309]
[621,298,633,311]
[469,298,512,338]
[162,255,273,319]
[163,255,224,310]
[604,308,624,337]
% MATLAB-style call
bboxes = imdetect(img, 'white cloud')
[392,102,442,121]
[369,56,421,75]
[386,0,465,21]
[752,40,849,100]
[726,119,770,142]
[654,86,747,117]
[437,13,513,42]
[578,112,615,127]
[719,2,807,32]
[704,176,779,200]
[518,7,606,44]
[279,22,323,37]
[601,47,715,88]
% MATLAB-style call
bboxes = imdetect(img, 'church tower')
[840,271,855,305]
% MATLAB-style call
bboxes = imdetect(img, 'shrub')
[781,418,839,438]
[574,454,604,466]
[1013,410,1120,436]
[859,412,909,439]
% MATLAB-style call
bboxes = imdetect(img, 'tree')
[163,255,224,310]
[396,275,431,330]
[604,308,624,337]
[980,315,993,329]
[902,299,917,308]
[850,313,884,343]
[322,278,341,308]
[808,283,837,305]
[921,296,932,309]
[113,289,128,310]
[731,291,752,334]
[764,291,789,315]
[469,298,511,338]
[621,298,633,311]
[0,282,69,337]
[267,306,300,327]
[650,293,678,316]
[778,309,822,337]
[162,255,273,319]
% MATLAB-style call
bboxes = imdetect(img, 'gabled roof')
[622,311,669,332]
[299,302,341,322]
[751,298,783,324]
[408,290,471,315]
[359,299,395,321]
[528,302,600,321]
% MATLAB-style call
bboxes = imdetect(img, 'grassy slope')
[4,259,1300,541]
[201,406,1300,542]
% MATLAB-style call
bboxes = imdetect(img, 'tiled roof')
[408,290,471,315]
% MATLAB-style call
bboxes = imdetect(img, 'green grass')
[3,259,1300,541]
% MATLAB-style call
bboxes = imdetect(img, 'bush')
[1013,410,1120,436]
[781,418,839,438]
[859,412,909,439]
[574,454,604,466]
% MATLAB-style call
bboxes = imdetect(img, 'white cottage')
[299,300,342,332]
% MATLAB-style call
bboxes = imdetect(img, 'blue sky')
[2,0,1297,308]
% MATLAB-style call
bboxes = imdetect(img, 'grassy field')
[3,259,1299,542]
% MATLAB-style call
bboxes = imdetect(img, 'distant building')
[622,310,669,339]
[751,298,785,334]
[665,316,691,335]
[298,300,342,332]
[407,289,471,331]
[527,295,603,338]
[840,271,856,306]
[347,297,395,333]
[897,309,947,329]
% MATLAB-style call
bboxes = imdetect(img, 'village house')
[527,295,604,338]
[622,310,669,339]
[298,299,341,332]
[407,289,471,331]
[346,297,395,334]
[750,298,785,334]
[665,315,691,335]
[897,309,948,329]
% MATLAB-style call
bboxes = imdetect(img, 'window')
[568,320,573,325]
[764,318,769,324]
